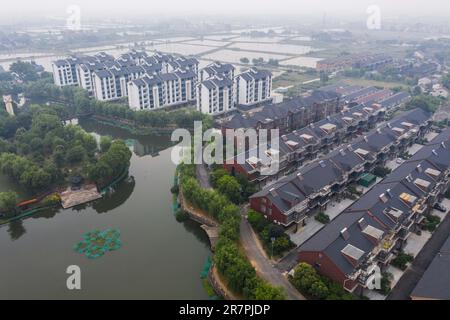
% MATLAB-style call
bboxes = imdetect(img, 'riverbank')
[0,168,130,227]
[91,115,179,136]
[176,163,287,300]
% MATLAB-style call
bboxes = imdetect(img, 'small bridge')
[200,225,219,251]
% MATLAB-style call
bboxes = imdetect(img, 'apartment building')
[197,75,235,115]
[199,62,235,82]
[248,108,431,227]
[128,68,197,110]
[53,50,199,107]
[52,56,81,86]
[223,93,411,185]
[298,129,450,292]
[219,89,342,134]
[236,68,273,107]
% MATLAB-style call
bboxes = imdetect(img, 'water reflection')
[7,220,26,241]
[92,177,136,214]
[78,118,176,157]
[181,219,211,248]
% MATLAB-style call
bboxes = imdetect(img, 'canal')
[0,119,211,299]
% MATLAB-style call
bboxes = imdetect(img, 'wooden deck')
[59,184,102,209]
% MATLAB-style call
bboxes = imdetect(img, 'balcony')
[376,250,393,264]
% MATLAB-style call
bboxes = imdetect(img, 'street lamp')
[271,237,276,259]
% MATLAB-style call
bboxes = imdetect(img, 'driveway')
[388,210,450,300]
[196,164,212,189]
[240,206,305,300]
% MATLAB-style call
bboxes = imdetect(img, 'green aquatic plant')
[74,228,122,259]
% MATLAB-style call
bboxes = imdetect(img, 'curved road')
[195,165,304,300]
[239,206,305,300]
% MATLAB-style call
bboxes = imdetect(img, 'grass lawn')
[273,70,318,88]
[330,76,411,90]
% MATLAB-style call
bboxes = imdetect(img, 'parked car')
[433,203,447,212]
[396,158,405,164]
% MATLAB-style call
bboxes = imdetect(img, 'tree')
[320,72,329,84]
[443,74,450,90]
[87,160,113,181]
[216,175,242,204]
[0,191,17,212]
[210,168,228,187]
[247,209,269,232]
[9,61,39,81]
[373,166,391,178]
[253,282,287,300]
[405,95,441,113]
[240,57,250,64]
[100,136,112,153]
[66,145,86,164]
[267,59,279,66]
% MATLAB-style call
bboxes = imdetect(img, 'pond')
[0,118,211,299]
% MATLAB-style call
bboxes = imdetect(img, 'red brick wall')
[249,196,287,225]
[298,251,358,291]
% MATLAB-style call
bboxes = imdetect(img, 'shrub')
[175,210,189,222]
[373,166,391,178]
[391,252,414,270]
[422,215,441,232]
[315,212,330,224]
[379,272,393,295]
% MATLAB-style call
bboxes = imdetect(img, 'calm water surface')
[0,119,210,299]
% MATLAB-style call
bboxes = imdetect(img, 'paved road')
[239,206,305,300]
[388,211,450,300]
[194,166,304,299]
[196,164,212,189]
[276,247,301,273]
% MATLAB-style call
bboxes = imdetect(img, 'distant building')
[2,95,15,116]
[128,68,197,110]
[197,75,235,115]
[52,50,199,109]
[236,68,272,107]
[199,62,235,82]
[316,53,393,73]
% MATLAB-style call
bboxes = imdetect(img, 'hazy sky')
[2,0,450,21]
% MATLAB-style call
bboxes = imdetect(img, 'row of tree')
[178,163,286,300]
[21,80,213,130]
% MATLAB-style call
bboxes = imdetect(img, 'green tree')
[100,136,112,152]
[240,57,250,64]
[253,282,286,300]
[66,145,86,164]
[216,175,242,204]
[0,191,17,212]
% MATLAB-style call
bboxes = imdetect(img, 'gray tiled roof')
[411,236,450,300]
[299,128,450,276]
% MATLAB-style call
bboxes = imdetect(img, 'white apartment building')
[51,56,80,86]
[92,65,146,102]
[199,62,235,82]
[236,68,272,106]
[128,68,197,110]
[197,75,235,115]
[52,50,199,106]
